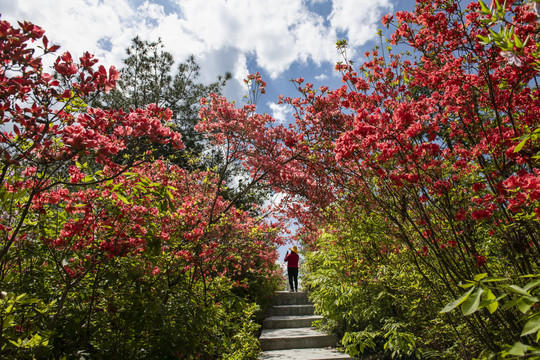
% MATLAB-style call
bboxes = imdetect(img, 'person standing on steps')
[284,245,299,292]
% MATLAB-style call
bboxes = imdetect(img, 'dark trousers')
[288,267,298,291]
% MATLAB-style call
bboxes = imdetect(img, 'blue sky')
[1,0,413,263]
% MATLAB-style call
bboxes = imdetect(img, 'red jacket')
[284,251,299,268]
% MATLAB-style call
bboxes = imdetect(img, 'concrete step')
[261,347,353,359]
[271,291,310,305]
[266,304,314,316]
[260,327,338,351]
[263,315,323,329]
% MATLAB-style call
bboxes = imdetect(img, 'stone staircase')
[259,291,352,359]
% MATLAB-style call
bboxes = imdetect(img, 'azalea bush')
[0,19,281,359]
[302,209,462,359]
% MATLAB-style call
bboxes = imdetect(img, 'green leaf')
[462,287,484,315]
[521,315,540,337]
[517,296,538,314]
[3,316,14,328]
[477,34,491,45]
[501,297,520,310]
[514,34,523,48]
[478,0,490,14]
[506,342,527,356]
[9,339,22,348]
[159,200,167,212]
[441,287,474,313]
[138,177,149,185]
[507,285,530,296]
[514,138,528,153]
[480,288,498,314]
[524,280,540,292]
[474,273,488,282]
[483,288,496,301]
[116,193,130,205]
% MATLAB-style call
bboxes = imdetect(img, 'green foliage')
[221,303,261,360]
[382,322,418,359]
[442,274,540,359]
[0,151,278,359]
[514,125,540,161]
[342,330,377,357]
[0,292,55,358]
[2,245,276,359]
[58,93,88,114]
[303,213,460,359]
[476,0,538,67]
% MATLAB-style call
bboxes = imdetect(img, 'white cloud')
[0,0,393,102]
[329,0,393,47]
[315,73,329,81]
[175,0,339,79]
[0,0,136,68]
[268,102,293,124]
[197,47,249,101]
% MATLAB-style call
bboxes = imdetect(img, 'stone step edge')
[259,335,338,351]
[260,327,337,339]
[264,315,322,320]
[260,347,353,360]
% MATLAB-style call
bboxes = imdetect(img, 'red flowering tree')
[0,19,184,258]
[196,0,540,357]
[0,19,282,358]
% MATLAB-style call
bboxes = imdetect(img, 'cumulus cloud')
[315,73,329,81]
[268,102,293,124]
[0,0,139,69]
[329,0,393,47]
[175,0,340,78]
[0,0,393,102]
[197,47,249,101]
